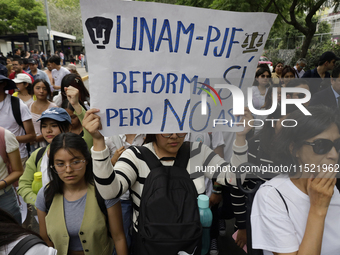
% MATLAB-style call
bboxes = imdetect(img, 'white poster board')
[80,0,276,136]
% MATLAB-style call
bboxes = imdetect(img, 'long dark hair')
[281,65,297,79]
[271,106,340,175]
[33,79,52,100]
[0,209,41,248]
[61,99,75,112]
[144,134,156,144]
[61,74,90,109]
[253,67,271,87]
[262,84,282,110]
[25,82,33,96]
[44,133,94,206]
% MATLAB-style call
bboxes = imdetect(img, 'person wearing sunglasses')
[252,67,272,110]
[36,133,128,255]
[251,106,340,255]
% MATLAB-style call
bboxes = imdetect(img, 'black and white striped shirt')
[230,138,277,229]
[92,141,248,231]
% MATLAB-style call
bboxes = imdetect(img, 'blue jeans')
[0,186,21,224]
[121,199,132,248]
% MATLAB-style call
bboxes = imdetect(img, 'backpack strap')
[132,142,191,170]
[35,147,47,167]
[8,235,46,255]
[95,185,108,219]
[173,141,190,169]
[10,96,31,155]
[132,146,163,170]
[10,96,23,128]
[94,185,111,237]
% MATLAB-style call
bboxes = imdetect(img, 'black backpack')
[131,142,202,255]
[10,96,30,154]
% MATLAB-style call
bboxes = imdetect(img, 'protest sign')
[80,0,276,136]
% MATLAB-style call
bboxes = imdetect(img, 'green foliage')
[37,0,82,41]
[49,0,80,8]
[0,0,46,35]
[264,20,334,70]
[262,48,281,66]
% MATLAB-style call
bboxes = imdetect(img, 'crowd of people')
[0,48,339,255]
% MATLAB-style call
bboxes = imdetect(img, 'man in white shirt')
[27,59,52,91]
[294,58,307,78]
[48,55,70,95]
[0,75,35,164]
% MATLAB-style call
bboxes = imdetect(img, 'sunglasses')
[161,133,186,138]
[303,138,340,155]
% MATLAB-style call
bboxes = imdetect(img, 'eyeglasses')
[260,75,271,78]
[303,138,340,155]
[161,133,187,138]
[52,159,86,174]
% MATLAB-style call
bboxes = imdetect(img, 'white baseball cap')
[12,73,32,84]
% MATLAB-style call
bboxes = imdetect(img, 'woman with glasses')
[251,106,340,255]
[36,133,128,255]
[82,108,252,253]
[18,87,93,206]
[252,67,272,110]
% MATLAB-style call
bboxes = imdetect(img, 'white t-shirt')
[186,132,224,150]
[185,132,225,196]
[40,152,50,187]
[105,134,146,200]
[294,66,305,78]
[0,235,57,255]
[222,132,236,162]
[0,95,32,158]
[51,67,70,90]
[252,86,268,110]
[0,129,19,181]
[251,174,340,255]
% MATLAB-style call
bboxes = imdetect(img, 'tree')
[142,0,339,58]
[40,0,83,41]
[271,0,339,58]
[0,0,46,35]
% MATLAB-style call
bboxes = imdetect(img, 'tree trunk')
[300,26,316,58]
